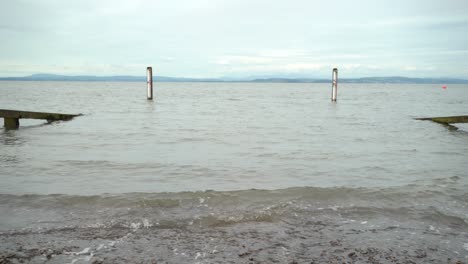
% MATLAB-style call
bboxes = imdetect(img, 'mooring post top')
[147,66,152,70]
[333,68,338,71]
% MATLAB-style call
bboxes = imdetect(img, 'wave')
[1,184,467,232]
[2,203,467,237]
[0,184,465,209]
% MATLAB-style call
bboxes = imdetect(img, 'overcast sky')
[1,0,467,78]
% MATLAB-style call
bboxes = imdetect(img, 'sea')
[0,81,467,263]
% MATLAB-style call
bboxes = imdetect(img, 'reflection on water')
[0,154,20,164]
[0,130,24,166]
[0,130,25,146]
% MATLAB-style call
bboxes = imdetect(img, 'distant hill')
[249,76,468,84]
[341,76,468,84]
[0,74,467,84]
[0,74,221,82]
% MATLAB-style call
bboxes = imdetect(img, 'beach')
[1,81,467,263]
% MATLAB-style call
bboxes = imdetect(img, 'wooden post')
[331,68,338,102]
[147,67,153,100]
[4,117,19,129]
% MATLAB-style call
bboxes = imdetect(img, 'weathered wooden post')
[147,66,153,100]
[331,68,338,102]
[4,118,19,129]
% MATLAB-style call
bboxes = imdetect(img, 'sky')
[1,0,467,78]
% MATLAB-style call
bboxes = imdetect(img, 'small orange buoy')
[442,85,447,89]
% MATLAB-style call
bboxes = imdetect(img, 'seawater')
[0,81,467,263]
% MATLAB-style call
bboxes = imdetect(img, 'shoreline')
[1,213,466,263]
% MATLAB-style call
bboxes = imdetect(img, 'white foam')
[428,225,441,233]
[85,253,94,262]
[64,247,91,256]
[76,247,91,255]
[130,222,140,229]
[454,124,468,131]
[85,223,105,228]
[142,218,151,228]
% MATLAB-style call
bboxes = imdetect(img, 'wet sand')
[1,217,466,264]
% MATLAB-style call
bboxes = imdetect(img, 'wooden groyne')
[1,109,82,129]
[415,115,468,124]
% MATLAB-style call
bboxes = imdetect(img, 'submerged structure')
[1,109,81,129]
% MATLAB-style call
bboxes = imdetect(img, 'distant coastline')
[1,73,467,84]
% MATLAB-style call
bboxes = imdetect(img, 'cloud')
[0,0,467,78]
[214,49,310,66]
[224,63,325,73]
[210,49,457,78]
[257,49,307,58]
[213,50,379,76]
[214,56,275,65]
[160,57,175,62]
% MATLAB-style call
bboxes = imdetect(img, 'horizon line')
[0,73,467,81]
